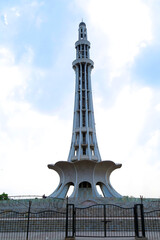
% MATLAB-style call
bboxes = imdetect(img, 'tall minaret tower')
[68,22,101,162]
[48,22,122,201]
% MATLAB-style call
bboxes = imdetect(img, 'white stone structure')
[48,22,122,200]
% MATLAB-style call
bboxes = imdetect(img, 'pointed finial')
[82,18,83,22]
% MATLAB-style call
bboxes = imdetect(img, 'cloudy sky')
[0,0,160,198]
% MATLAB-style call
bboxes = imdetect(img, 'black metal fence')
[0,208,66,239]
[66,204,136,238]
[0,202,160,239]
[66,203,160,239]
[75,204,135,238]
[144,209,160,239]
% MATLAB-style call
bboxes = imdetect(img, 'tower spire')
[68,22,101,162]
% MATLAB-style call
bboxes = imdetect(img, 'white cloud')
[0,14,8,26]
[3,14,8,25]
[76,0,152,80]
[0,48,14,64]
[0,47,72,196]
[0,106,71,195]
[21,46,34,64]
[95,85,153,159]
[155,103,160,112]
[0,47,25,102]
[94,82,160,197]
[11,7,20,17]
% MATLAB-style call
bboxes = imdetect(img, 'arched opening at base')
[96,182,105,197]
[66,182,74,198]
[79,181,91,188]
[78,181,92,199]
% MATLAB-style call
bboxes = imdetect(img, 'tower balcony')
[72,58,94,69]
[74,127,94,133]
[75,39,90,48]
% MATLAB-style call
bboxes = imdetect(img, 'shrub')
[0,192,9,200]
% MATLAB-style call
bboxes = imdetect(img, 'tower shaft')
[68,22,101,162]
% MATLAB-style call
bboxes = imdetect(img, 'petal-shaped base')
[48,160,122,200]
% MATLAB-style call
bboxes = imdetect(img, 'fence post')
[134,204,139,238]
[72,204,75,237]
[26,200,32,240]
[103,205,106,237]
[134,204,146,239]
[66,204,75,238]
[140,204,146,238]
[66,203,69,238]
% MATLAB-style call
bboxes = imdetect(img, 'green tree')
[0,192,9,200]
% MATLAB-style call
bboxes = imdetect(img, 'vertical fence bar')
[140,204,146,238]
[66,203,69,238]
[66,204,74,238]
[134,204,139,238]
[72,204,75,237]
[74,205,76,237]
[104,204,106,237]
[26,200,32,240]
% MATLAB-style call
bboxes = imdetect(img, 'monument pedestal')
[48,160,122,200]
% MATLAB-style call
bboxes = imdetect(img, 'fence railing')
[0,201,160,239]
[75,204,135,238]
[144,209,160,240]
[0,206,66,240]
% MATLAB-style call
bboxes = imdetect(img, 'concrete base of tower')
[48,160,122,200]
